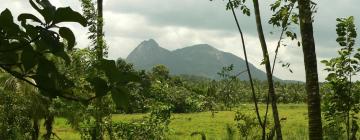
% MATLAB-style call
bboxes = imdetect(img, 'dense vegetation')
[1,0,360,140]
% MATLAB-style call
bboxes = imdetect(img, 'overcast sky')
[1,0,359,81]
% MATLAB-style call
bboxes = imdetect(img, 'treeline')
[120,63,309,113]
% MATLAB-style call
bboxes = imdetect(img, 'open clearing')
[48,104,308,140]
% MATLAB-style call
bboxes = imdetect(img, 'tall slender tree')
[226,2,265,139]
[251,0,283,139]
[97,0,104,60]
[298,0,323,139]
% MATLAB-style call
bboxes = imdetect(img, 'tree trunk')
[351,119,358,140]
[298,0,323,139]
[97,0,104,59]
[92,118,104,140]
[43,115,54,140]
[32,119,40,140]
[252,0,283,139]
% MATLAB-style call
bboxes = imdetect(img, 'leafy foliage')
[217,64,243,110]
[321,16,360,140]
[0,0,86,99]
[0,72,50,140]
[111,104,171,139]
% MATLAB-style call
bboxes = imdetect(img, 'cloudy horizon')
[1,0,359,82]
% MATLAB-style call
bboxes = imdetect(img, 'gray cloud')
[1,0,359,81]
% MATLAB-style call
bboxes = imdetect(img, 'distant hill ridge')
[126,39,282,81]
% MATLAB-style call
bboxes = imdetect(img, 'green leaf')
[0,51,19,65]
[33,58,74,97]
[33,59,57,95]
[53,7,87,26]
[29,0,42,14]
[0,9,21,36]
[59,27,75,50]
[39,6,56,24]
[18,13,42,24]
[36,58,57,75]
[111,87,129,108]
[39,29,61,52]
[21,46,37,71]
[88,77,109,97]
[23,24,39,39]
[54,50,71,65]
[97,59,120,83]
[0,9,13,23]
[320,60,329,64]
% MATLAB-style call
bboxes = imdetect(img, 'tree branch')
[0,65,97,102]
[228,0,264,133]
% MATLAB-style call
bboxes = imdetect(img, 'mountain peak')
[128,39,167,57]
[139,39,159,48]
[126,39,172,64]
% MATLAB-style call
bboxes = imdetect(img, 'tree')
[151,64,170,82]
[217,64,242,110]
[97,0,105,59]
[0,1,88,139]
[322,16,360,140]
[298,0,323,139]
[223,1,265,138]
[0,72,49,140]
[223,0,302,138]
[251,0,283,138]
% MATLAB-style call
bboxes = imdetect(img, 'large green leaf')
[29,0,56,24]
[21,46,37,71]
[0,51,19,65]
[53,49,71,65]
[53,7,87,26]
[87,77,109,97]
[18,13,42,24]
[36,58,57,75]
[59,27,75,50]
[23,24,39,39]
[0,9,13,23]
[33,59,57,96]
[97,59,120,83]
[33,58,74,97]
[0,9,21,36]
[29,0,42,14]
[39,29,61,52]
[118,71,140,84]
[111,87,129,108]
[41,7,56,24]
[34,37,49,52]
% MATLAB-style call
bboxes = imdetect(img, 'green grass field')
[48,104,309,140]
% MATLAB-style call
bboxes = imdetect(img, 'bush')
[111,104,171,140]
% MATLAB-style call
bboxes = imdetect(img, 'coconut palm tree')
[0,71,49,140]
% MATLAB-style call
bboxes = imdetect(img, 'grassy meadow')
[47,104,309,140]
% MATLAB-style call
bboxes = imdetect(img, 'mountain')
[126,39,281,81]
